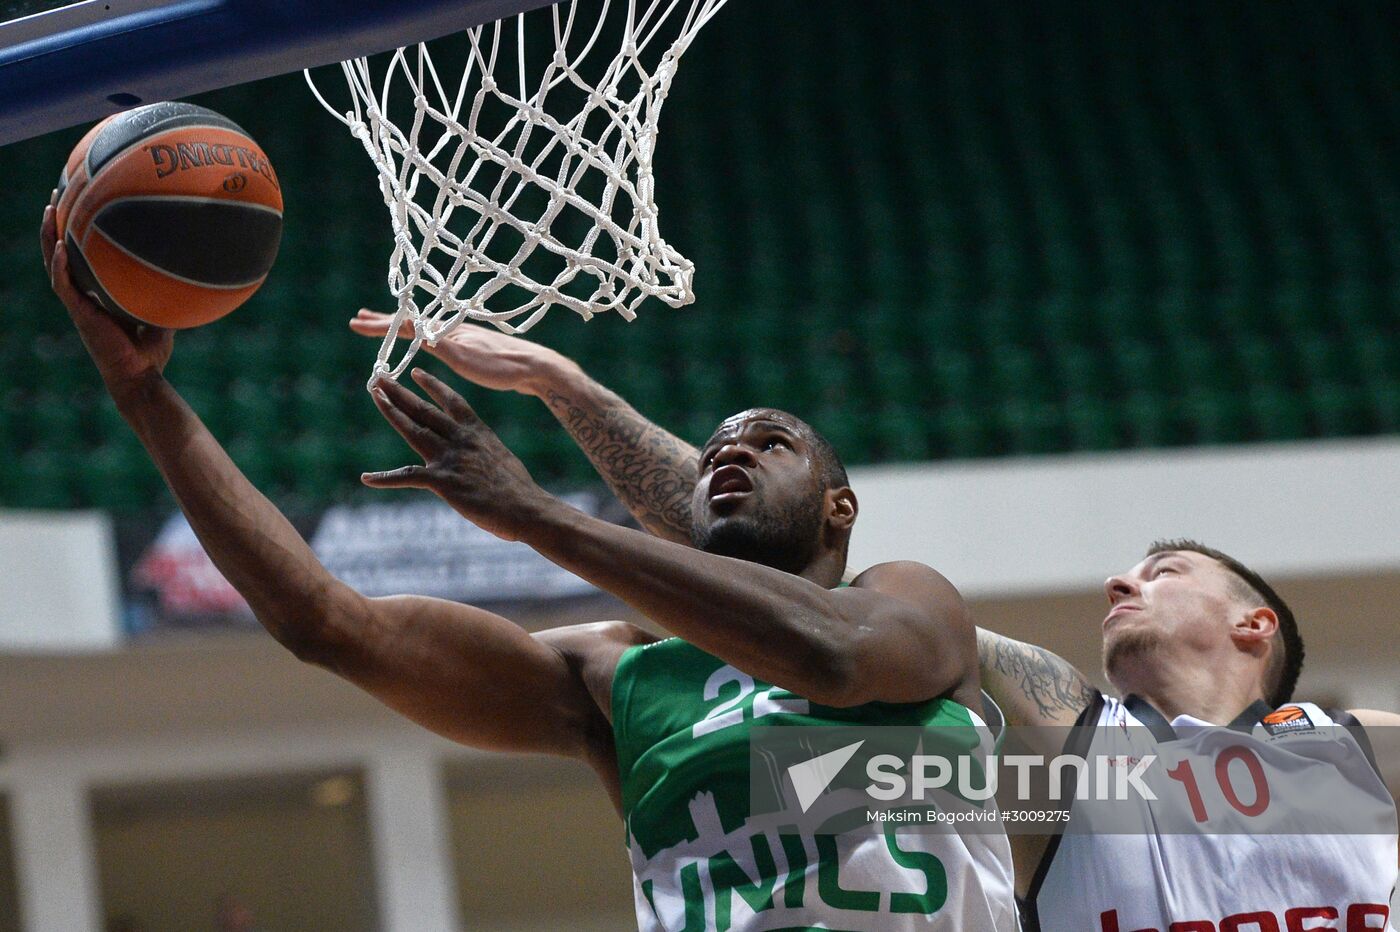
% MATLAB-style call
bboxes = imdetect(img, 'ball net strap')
[307,0,728,384]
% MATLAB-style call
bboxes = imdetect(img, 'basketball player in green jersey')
[42,206,1019,930]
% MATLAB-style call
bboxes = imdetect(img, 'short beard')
[691,497,825,576]
[1103,629,1167,689]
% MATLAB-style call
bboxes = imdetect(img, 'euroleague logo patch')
[1261,705,1314,736]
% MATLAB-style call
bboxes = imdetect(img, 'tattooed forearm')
[977,629,1095,724]
[542,385,699,544]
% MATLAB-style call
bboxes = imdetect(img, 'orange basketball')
[55,102,283,329]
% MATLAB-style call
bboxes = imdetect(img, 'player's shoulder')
[850,559,958,592]
[848,561,966,615]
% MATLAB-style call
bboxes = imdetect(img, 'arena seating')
[0,0,1396,511]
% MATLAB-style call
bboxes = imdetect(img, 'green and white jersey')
[611,637,1020,931]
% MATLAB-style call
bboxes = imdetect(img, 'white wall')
[846,437,1400,597]
[0,510,120,651]
[4,438,1398,650]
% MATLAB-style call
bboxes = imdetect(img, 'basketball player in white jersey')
[42,204,1022,930]
[353,311,1400,930]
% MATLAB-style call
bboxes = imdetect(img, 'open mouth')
[1103,604,1141,628]
[708,465,754,500]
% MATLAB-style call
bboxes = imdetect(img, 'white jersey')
[1028,693,1397,932]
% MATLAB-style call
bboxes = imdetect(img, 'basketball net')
[306,0,728,384]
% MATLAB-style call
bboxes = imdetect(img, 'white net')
[306,0,728,384]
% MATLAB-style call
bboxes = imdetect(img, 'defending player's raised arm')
[350,310,699,543]
[976,628,1097,729]
[42,205,630,766]
[365,372,977,707]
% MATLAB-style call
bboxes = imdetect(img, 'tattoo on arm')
[978,629,1096,722]
[543,386,699,543]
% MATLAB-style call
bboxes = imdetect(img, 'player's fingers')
[350,309,415,340]
[50,239,81,304]
[348,310,390,336]
[135,324,174,353]
[374,375,459,437]
[369,386,442,455]
[50,240,99,317]
[411,368,478,423]
[360,465,433,489]
[40,205,57,270]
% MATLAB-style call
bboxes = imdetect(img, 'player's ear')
[827,485,857,531]
[1231,605,1278,645]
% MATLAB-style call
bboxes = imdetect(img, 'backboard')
[0,0,557,146]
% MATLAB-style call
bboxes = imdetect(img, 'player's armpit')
[309,593,645,763]
[976,628,1096,731]
[1349,709,1400,803]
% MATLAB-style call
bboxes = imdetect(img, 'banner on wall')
[119,493,615,635]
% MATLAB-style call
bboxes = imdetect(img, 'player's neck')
[1134,675,1267,725]
[795,550,847,589]
[1112,639,1270,724]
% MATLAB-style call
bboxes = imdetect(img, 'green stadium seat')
[75,443,153,512]
[1182,390,1249,445]
[999,399,1064,455]
[876,404,931,461]
[1121,393,1179,448]
[19,448,77,508]
[283,433,342,503]
[1307,383,1368,436]
[1054,344,1105,399]
[1369,380,1400,431]
[1169,336,1232,392]
[1111,340,1169,396]
[989,343,1053,403]
[1246,386,1310,441]
[929,349,980,408]
[293,376,346,431]
[1065,397,1120,451]
[1350,328,1398,387]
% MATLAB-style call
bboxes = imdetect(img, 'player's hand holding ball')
[43,101,282,401]
[41,197,173,401]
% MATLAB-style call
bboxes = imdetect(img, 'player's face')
[689,410,827,574]
[1101,550,1245,687]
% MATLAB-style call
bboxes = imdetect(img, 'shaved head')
[713,408,848,492]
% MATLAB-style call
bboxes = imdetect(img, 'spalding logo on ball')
[55,101,283,329]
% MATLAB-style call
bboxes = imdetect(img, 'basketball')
[54,101,283,329]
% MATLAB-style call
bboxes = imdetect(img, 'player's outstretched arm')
[350,310,699,543]
[976,628,1096,730]
[42,205,630,764]
[365,371,977,708]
